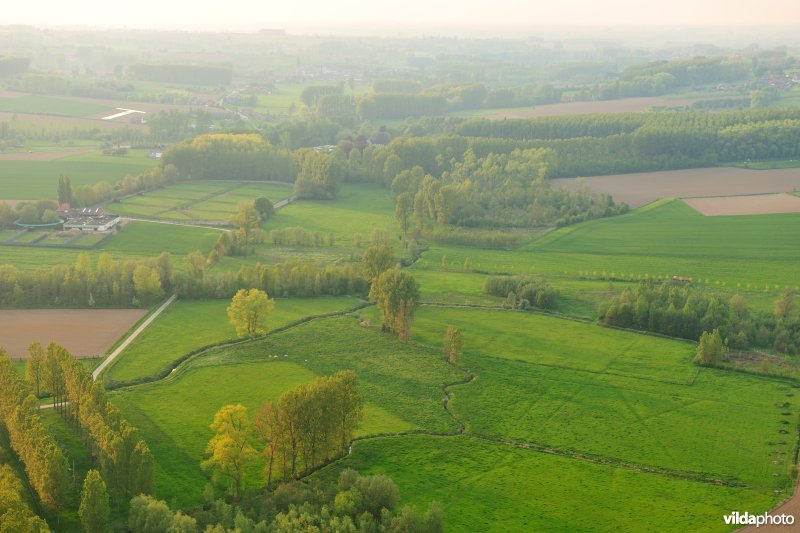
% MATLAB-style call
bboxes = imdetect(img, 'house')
[60,208,121,232]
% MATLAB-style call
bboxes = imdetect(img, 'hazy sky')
[5,0,800,30]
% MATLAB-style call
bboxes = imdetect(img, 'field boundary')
[104,301,371,390]
[93,294,177,380]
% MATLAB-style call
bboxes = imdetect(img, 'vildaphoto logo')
[723,511,795,527]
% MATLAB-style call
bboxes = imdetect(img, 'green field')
[105,296,362,383]
[111,181,293,221]
[218,184,399,270]
[415,199,800,290]
[0,221,221,270]
[0,150,156,200]
[0,94,112,117]
[321,435,774,532]
[109,308,792,528]
[111,317,459,507]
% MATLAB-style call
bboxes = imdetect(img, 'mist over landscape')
[0,3,799,532]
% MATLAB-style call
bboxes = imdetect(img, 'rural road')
[92,294,177,380]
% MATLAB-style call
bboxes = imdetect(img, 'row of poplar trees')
[27,343,154,506]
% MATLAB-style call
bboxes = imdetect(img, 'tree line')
[30,343,154,505]
[599,282,800,355]
[0,349,69,516]
[0,463,49,531]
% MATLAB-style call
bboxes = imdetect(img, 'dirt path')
[92,294,177,380]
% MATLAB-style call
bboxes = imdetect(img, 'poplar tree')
[79,470,110,533]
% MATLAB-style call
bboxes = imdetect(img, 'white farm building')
[60,208,121,232]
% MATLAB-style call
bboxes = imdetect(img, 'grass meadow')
[0,94,113,117]
[105,296,362,383]
[0,150,156,200]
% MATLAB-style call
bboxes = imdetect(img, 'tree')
[230,202,263,245]
[253,197,274,221]
[362,244,396,283]
[79,470,110,533]
[694,329,727,366]
[26,342,44,397]
[227,288,274,336]
[395,192,412,236]
[443,326,462,365]
[58,174,73,206]
[369,268,420,340]
[775,287,795,320]
[202,404,257,501]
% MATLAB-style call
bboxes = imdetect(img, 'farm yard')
[0,308,147,358]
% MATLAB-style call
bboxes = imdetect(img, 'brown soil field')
[551,167,800,208]
[0,149,90,161]
[684,193,800,216]
[484,97,698,120]
[0,309,147,359]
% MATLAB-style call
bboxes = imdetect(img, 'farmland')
[0,150,157,200]
[0,308,146,358]
[110,181,293,221]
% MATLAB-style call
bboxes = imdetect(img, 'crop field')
[111,181,293,220]
[0,150,157,200]
[0,308,147,358]
[104,295,363,383]
[551,167,800,208]
[478,96,699,120]
[684,193,800,216]
[0,94,114,117]
[414,199,800,290]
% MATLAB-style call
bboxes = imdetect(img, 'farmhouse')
[60,208,121,232]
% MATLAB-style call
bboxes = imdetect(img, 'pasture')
[108,307,793,528]
[111,181,293,221]
[104,296,362,383]
[0,94,113,117]
[0,308,146,358]
[414,199,800,290]
[111,317,460,507]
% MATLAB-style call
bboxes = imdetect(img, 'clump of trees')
[127,469,442,533]
[0,199,59,228]
[694,329,728,366]
[161,133,296,182]
[484,276,558,310]
[269,227,335,247]
[293,148,343,200]
[599,282,800,354]
[369,268,420,341]
[203,371,364,498]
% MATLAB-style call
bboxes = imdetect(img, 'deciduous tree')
[202,404,257,501]
[227,288,274,336]
[79,470,110,533]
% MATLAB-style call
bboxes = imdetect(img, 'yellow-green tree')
[202,404,257,501]
[362,244,396,283]
[368,268,419,341]
[25,342,44,397]
[443,325,462,365]
[694,329,727,366]
[227,288,275,336]
[79,470,110,533]
[230,202,263,244]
